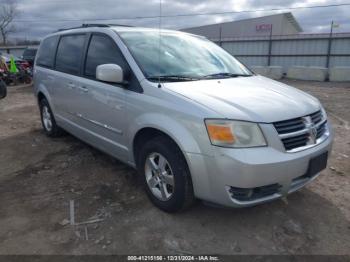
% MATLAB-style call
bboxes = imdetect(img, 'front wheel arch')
[133,127,183,168]
[137,134,196,212]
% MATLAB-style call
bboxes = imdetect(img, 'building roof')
[183,12,303,33]
[283,12,302,32]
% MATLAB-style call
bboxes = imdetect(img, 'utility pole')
[326,20,334,68]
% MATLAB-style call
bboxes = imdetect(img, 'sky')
[4,0,350,40]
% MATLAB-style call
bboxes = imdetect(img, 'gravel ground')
[0,80,349,255]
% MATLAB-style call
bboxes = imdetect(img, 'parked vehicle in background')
[0,54,33,85]
[33,25,333,212]
[1,54,31,72]
[21,48,38,66]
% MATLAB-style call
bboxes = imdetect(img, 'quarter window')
[85,35,127,78]
[36,36,58,68]
[55,34,85,75]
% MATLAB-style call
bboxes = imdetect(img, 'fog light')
[229,187,253,201]
[229,184,282,201]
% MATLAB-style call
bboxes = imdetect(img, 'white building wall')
[182,13,301,39]
[218,34,350,71]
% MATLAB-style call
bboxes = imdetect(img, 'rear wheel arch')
[38,96,64,137]
[37,92,46,103]
[37,89,56,115]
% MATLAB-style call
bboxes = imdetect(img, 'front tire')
[138,136,195,212]
[39,98,63,137]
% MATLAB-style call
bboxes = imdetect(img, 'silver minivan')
[34,24,333,212]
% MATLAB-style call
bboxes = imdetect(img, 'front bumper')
[186,122,334,208]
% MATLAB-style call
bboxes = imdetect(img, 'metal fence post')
[267,24,273,66]
[326,21,334,68]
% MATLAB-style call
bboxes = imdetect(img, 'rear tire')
[24,75,32,85]
[0,79,7,99]
[137,136,195,212]
[39,98,64,137]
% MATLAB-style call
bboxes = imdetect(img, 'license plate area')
[306,151,328,178]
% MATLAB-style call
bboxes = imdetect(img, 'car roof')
[111,26,185,34]
[46,25,200,39]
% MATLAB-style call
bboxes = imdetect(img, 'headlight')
[205,119,267,148]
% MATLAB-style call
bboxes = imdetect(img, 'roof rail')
[57,23,132,32]
[81,24,110,28]
[106,24,134,27]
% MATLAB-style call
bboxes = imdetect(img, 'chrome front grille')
[273,117,305,134]
[281,133,309,151]
[316,121,327,139]
[273,110,328,152]
[310,110,323,124]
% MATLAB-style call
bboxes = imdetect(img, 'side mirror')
[96,64,124,84]
[0,80,7,99]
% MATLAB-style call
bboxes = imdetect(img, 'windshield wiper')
[202,73,253,79]
[147,75,200,82]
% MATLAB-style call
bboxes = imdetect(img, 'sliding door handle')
[77,86,89,93]
[67,82,76,89]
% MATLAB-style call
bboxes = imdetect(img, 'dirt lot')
[0,80,349,255]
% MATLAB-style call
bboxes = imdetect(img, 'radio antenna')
[157,0,162,88]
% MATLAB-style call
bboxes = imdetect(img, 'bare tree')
[0,1,18,45]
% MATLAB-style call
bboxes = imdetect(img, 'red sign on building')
[256,24,272,32]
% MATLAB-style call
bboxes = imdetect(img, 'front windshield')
[119,30,252,81]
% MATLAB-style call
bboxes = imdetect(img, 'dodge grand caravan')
[34,24,333,212]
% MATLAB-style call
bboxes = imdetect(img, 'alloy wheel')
[145,152,175,201]
[42,105,53,132]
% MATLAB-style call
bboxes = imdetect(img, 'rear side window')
[55,34,85,75]
[85,34,128,78]
[36,36,58,68]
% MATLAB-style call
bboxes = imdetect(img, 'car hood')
[164,75,321,123]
